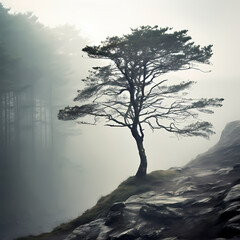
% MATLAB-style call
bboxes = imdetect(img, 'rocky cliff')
[187,120,240,169]
[64,121,240,240]
[18,121,240,240]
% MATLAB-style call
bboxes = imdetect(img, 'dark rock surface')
[64,121,240,240]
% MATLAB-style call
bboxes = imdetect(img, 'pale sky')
[1,0,240,176]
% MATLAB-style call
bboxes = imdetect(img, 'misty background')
[0,0,240,239]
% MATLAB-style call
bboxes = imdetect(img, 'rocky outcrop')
[187,120,240,169]
[65,166,240,240]
[64,121,240,240]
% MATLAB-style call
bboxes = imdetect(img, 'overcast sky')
[1,0,240,176]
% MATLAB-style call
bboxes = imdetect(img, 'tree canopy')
[58,26,223,177]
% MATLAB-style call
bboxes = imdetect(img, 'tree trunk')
[132,131,147,177]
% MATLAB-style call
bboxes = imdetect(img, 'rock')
[198,207,214,215]
[174,176,192,185]
[220,223,240,238]
[105,202,126,226]
[137,226,164,240]
[228,214,240,224]
[65,219,110,240]
[233,164,240,170]
[216,167,233,176]
[195,170,214,177]
[191,197,212,207]
[219,202,240,222]
[126,191,192,208]
[175,185,197,195]
[105,210,123,226]
[217,121,240,149]
[139,205,182,223]
[109,228,139,240]
[125,191,156,204]
[161,238,179,240]
[224,184,240,202]
[110,202,125,212]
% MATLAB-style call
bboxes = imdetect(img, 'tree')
[58,26,223,177]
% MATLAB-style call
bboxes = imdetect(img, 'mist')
[0,1,240,239]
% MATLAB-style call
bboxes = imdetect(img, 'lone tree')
[58,26,223,177]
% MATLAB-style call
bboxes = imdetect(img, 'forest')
[0,4,92,239]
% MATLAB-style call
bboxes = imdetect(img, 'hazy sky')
[1,0,240,176]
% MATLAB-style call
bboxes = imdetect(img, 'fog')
[0,0,240,239]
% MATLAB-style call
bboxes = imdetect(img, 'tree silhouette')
[58,26,223,177]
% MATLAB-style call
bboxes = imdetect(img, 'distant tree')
[58,26,223,177]
[0,3,74,161]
